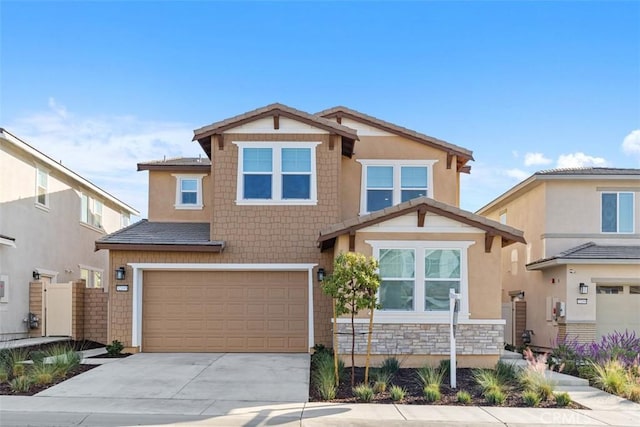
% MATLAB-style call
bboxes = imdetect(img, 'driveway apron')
[36,353,310,403]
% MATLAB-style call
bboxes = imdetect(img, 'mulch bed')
[0,364,97,396]
[310,367,585,408]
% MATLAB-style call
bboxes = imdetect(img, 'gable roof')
[477,167,640,215]
[316,106,474,172]
[95,220,225,252]
[526,242,640,270]
[193,103,359,159]
[317,196,525,252]
[0,128,139,216]
[137,156,211,172]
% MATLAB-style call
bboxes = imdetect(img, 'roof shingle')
[527,242,640,269]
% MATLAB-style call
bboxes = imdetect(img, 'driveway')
[37,353,310,403]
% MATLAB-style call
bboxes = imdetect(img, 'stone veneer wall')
[336,323,503,356]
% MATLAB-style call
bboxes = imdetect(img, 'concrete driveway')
[37,353,310,403]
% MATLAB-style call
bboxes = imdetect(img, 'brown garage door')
[142,270,308,352]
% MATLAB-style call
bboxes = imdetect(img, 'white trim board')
[128,263,317,351]
[334,318,506,325]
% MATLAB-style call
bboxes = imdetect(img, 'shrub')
[522,390,541,407]
[456,390,471,404]
[31,351,46,366]
[625,384,640,402]
[373,380,387,393]
[519,348,555,399]
[9,375,31,393]
[371,369,391,393]
[417,365,445,388]
[423,384,441,402]
[484,388,506,405]
[389,385,406,401]
[353,383,374,402]
[0,348,30,377]
[592,360,627,395]
[30,363,57,386]
[438,359,451,377]
[12,363,25,377]
[106,340,124,357]
[380,356,400,375]
[495,361,518,386]
[313,353,338,400]
[554,392,572,407]
[473,369,502,393]
[0,367,7,382]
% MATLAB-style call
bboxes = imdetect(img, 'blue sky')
[2,1,639,217]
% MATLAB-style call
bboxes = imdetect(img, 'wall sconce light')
[317,268,325,282]
[579,283,588,294]
[115,267,126,281]
[32,271,40,280]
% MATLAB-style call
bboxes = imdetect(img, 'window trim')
[600,191,635,234]
[233,141,320,206]
[79,264,105,290]
[367,240,474,323]
[357,159,437,215]
[172,174,206,210]
[80,192,104,229]
[35,167,49,209]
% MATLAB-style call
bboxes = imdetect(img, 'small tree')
[322,252,380,386]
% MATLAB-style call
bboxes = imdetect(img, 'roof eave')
[137,164,211,172]
[95,242,226,253]
[526,257,640,270]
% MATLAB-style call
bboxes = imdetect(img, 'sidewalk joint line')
[478,406,508,426]
[392,403,407,420]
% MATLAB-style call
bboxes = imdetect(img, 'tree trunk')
[351,307,355,387]
[364,304,375,384]
[332,298,339,386]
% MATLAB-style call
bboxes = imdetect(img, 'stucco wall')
[340,135,460,220]
[146,170,212,222]
[0,139,130,339]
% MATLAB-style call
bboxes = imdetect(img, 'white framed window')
[121,212,130,228]
[357,160,436,215]
[173,174,206,209]
[368,240,473,322]
[79,266,104,289]
[80,193,104,228]
[35,168,49,207]
[234,141,320,205]
[499,210,507,225]
[601,192,634,233]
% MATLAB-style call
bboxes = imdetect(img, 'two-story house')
[0,128,139,341]
[96,103,524,367]
[477,168,640,350]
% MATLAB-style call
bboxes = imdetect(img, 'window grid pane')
[619,193,634,232]
[367,166,393,188]
[425,250,460,279]
[282,148,311,172]
[425,280,460,311]
[379,249,415,278]
[244,174,272,199]
[243,148,272,172]
[602,193,618,232]
[282,175,310,199]
[401,167,427,188]
[380,280,415,311]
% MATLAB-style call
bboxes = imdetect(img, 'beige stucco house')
[96,103,524,367]
[0,128,139,341]
[477,168,640,350]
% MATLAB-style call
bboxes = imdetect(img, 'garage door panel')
[142,271,308,353]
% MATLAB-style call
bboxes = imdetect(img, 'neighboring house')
[96,103,523,367]
[0,128,139,341]
[477,168,640,350]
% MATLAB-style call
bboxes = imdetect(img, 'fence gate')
[45,282,72,336]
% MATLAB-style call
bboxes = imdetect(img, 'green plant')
[44,344,80,377]
[322,252,380,386]
[31,351,46,366]
[0,367,8,382]
[380,356,400,375]
[484,388,506,405]
[373,380,387,393]
[417,365,445,388]
[423,384,441,402]
[371,369,392,392]
[106,340,124,356]
[12,363,25,377]
[456,390,471,404]
[0,347,30,377]
[537,381,554,400]
[625,384,640,402]
[473,368,502,393]
[554,392,572,407]
[522,390,541,407]
[438,359,451,377]
[313,365,337,400]
[353,383,374,402]
[592,360,627,395]
[495,361,518,386]
[389,385,406,401]
[9,375,32,393]
[30,363,58,386]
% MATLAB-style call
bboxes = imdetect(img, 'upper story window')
[234,141,320,205]
[601,192,634,233]
[499,210,507,225]
[369,240,472,321]
[35,168,49,208]
[172,174,206,210]
[357,160,436,215]
[121,212,130,228]
[81,193,103,228]
[80,266,103,289]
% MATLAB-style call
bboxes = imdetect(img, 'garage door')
[596,285,640,338]
[142,270,308,352]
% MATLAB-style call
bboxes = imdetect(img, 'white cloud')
[504,168,530,181]
[523,152,552,167]
[7,99,199,218]
[622,129,640,156]
[556,152,608,168]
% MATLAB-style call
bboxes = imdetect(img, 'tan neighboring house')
[96,103,524,367]
[0,128,139,341]
[477,168,640,350]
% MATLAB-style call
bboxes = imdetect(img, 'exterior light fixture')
[317,268,325,282]
[579,283,588,294]
[32,271,40,280]
[115,267,126,281]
